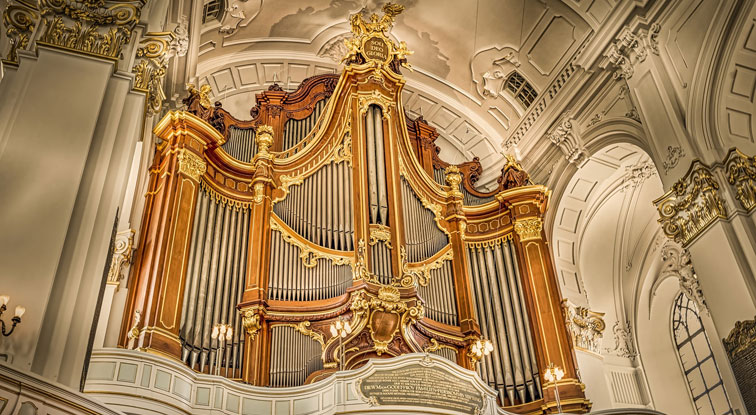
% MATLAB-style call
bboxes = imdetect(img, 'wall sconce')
[0,295,24,337]
[544,362,565,413]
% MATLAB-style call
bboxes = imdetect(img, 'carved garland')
[399,246,454,287]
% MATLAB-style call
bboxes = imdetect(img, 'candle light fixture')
[0,295,24,337]
[329,317,352,371]
[468,337,494,365]
[544,362,565,413]
[211,323,233,376]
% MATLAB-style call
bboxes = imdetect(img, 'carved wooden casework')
[121,5,587,413]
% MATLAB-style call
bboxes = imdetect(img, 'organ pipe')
[134,27,585,412]
[179,188,248,377]
[467,239,541,405]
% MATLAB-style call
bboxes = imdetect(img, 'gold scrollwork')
[127,309,141,340]
[723,316,756,360]
[358,90,393,116]
[352,238,379,283]
[177,149,206,181]
[240,307,263,340]
[399,246,453,287]
[369,224,392,249]
[423,338,456,354]
[348,286,424,355]
[37,0,145,61]
[725,149,756,212]
[270,216,352,269]
[654,162,727,246]
[342,2,412,70]
[332,132,353,166]
[2,1,39,65]
[252,182,265,204]
[514,217,543,242]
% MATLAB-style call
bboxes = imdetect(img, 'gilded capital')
[177,150,206,181]
[514,217,543,241]
[654,161,727,246]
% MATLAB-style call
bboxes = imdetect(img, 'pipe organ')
[121,4,589,413]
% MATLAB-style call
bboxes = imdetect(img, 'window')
[202,0,223,23]
[672,294,734,415]
[504,72,538,108]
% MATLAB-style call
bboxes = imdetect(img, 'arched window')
[202,0,224,23]
[672,293,733,415]
[504,72,538,108]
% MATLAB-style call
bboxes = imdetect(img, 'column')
[239,125,275,386]
[122,112,217,358]
[443,167,480,370]
[0,0,152,388]
[510,200,589,413]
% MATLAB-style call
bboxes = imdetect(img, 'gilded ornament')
[131,26,186,116]
[723,316,756,360]
[332,132,353,166]
[444,165,463,198]
[352,238,378,283]
[37,0,145,61]
[398,246,453,287]
[725,149,756,212]
[255,124,274,156]
[369,224,392,249]
[127,309,141,340]
[654,162,727,246]
[342,2,412,70]
[177,150,206,181]
[252,182,265,204]
[514,217,543,241]
[2,1,39,65]
[241,308,262,340]
[270,217,352,268]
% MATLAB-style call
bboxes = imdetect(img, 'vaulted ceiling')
[196,0,620,185]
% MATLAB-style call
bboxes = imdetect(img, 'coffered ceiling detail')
[196,0,621,185]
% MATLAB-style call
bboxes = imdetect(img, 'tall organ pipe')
[467,239,541,405]
[416,260,458,326]
[365,105,389,226]
[272,161,354,251]
[282,99,327,153]
[269,326,323,387]
[400,178,448,262]
[266,228,353,301]
[221,127,257,163]
[179,188,249,377]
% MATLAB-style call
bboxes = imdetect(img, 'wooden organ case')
[120,4,590,414]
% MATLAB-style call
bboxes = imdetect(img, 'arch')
[549,142,664,410]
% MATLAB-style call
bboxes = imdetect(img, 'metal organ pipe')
[272,162,354,251]
[179,188,248,378]
[416,260,458,326]
[269,326,323,387]
[282,99,327,153]
[400,178,448,262]
[221,127,257,163]
[467,239,541,405]
[266,229,352,302]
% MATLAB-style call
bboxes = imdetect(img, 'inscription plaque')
[358,362,484,413]
[363,36,390,63]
